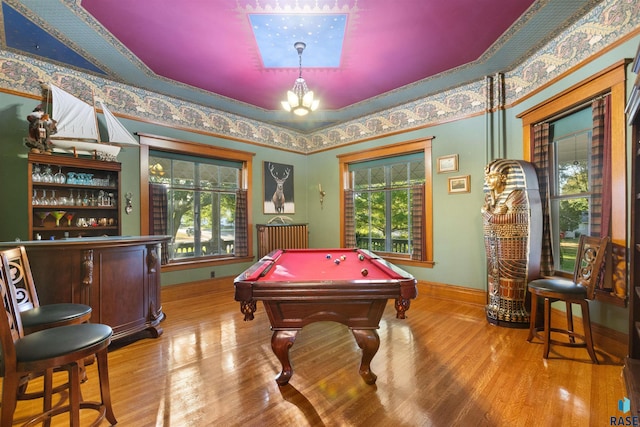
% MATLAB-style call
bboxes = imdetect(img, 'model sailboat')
[46,83,138,160]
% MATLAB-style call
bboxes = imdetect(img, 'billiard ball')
[341,255,346,261]
[334,259,340,265]
[358,254,365,261]
[326,254,332,259]
[361,268,368,276]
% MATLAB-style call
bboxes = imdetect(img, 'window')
[139,134,253,267]
[338,138,433,266]
[350,155,425,255]
[149,151,241,260]
[548,109,593,273]
[518,61,625,305]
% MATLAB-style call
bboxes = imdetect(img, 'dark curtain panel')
[531,122,554,276]
[411,184,425,261]
[601,96,612,238]
[344,189,356,248]
[590,95,612,292]
[234,189,248,257]
[149,183,169,264]
[590,95,612,237]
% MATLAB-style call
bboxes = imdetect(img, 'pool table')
[234,248,418,385]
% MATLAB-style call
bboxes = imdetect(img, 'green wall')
[0,92,32,241]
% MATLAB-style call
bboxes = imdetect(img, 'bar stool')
[0,250,117,426]
[526,235,609,363]
[1,246,92,399]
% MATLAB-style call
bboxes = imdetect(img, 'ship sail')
[46,84,136,159]
[98,101,138,146]
[49,84,100,141]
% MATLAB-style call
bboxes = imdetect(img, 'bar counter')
[0,235,171,342]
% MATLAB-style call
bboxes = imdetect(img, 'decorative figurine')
[481,159,542,327]
[24,104,57,154]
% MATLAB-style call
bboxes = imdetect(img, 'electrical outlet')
[210,271,215,278]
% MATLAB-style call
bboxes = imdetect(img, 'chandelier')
[281,42,319,116]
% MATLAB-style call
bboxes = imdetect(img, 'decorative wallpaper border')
[506,0,640,102]
[0,0,637,154]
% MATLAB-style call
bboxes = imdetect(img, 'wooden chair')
[0,250,117,426]
[526,235,609,363]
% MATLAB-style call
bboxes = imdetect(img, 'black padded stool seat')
[526,235,608,364]
[14,323,112,363]
[20,303,92,333]
[527,278,588,298]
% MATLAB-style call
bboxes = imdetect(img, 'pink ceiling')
[80,0,535,111]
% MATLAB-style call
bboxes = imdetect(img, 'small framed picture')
[448,175,470,194]
[437,154,459,173]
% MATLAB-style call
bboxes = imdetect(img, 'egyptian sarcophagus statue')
[482,159,542,327]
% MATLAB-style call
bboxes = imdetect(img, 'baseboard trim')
[417,280,487,306]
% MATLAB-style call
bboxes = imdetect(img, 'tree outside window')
[149,153,240,260]
[352,159,424,256]
[550,128,591,273]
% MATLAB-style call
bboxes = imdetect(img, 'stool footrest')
[23,401,107,427]
[546,327,587,348]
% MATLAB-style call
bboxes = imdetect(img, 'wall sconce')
[125,192,133,214]
[319,184,326,209]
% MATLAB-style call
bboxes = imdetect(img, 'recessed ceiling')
[1,0,601,132]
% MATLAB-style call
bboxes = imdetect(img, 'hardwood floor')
[10,279,627,426]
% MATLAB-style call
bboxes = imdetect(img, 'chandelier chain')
[281,41,319,116]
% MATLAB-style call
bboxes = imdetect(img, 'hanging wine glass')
[40,189,48,206]
[58,192,68,206]
[51,210,66,227]
[35,211,50,227]
[32,164,42,182]
[42,165,54,183]
[48,189,58,206]
[54,166,66,184]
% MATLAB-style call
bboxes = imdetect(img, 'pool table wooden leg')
[271,330,298,386]
[395,298,411,319]
[240,300,257,321]
[351,329,380,385]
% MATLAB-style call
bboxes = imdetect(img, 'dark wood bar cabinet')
[0,235,170,342]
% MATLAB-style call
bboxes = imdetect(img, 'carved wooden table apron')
[234,248,417,385]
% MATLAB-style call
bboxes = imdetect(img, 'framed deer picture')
[263,161,295,214]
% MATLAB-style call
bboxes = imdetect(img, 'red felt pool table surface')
[244,248,405,282]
